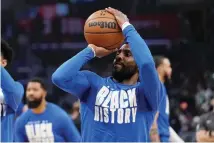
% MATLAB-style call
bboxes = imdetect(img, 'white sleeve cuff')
[91,47,96,57]
[122,22,131,31]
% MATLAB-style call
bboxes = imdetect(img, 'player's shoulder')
[81,70,101,77]
[15,110,31,124]
[159,81,165,89]
[48,103,71,123]
[48,102,68,116]
[81,70,104,81]
[159,81,167,93]
[16,81,24,89]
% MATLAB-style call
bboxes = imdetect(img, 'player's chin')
[114,63,123,69]
[113,65,123,72]
[27,98,36,102]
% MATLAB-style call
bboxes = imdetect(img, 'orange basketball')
[84,10,124,50]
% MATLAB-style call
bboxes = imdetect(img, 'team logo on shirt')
[94,86,137,124]
[25,120,54,142]
[0,88,6,117]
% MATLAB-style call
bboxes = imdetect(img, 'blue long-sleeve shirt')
[157,83,170,142]
[52,25,161,142]
[14,102,81,142]
[0,66,24,142]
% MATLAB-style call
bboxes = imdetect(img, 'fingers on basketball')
[106,7,117,15]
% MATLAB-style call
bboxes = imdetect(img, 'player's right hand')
[105,7,129,29]
[88,44,117,58]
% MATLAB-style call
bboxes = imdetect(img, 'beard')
[27,96,43,109]
[163,74,172,89]
[164,74,172,83]
[112,64,138,82]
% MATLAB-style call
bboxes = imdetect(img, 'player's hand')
[88,44,117,58]
[105,7,129,29]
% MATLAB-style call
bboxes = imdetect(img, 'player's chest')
[88,85,139,124]
[24,120,63,142]
[92,85,138,109]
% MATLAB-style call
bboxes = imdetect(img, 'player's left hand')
[105,7,129,29]
[88,44,117,58]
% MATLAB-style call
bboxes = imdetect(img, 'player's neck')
[159,74,165,83]
[32,100,47,114]
[119,73,139,85]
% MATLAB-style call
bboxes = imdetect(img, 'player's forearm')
[122,24,155,70]
[52,47,94,84]
[64,117,81,142]
[123,24,160,110]
[66,129,81,142]
[1,66,24,101]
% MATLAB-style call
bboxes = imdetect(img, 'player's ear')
[43,90,47,98]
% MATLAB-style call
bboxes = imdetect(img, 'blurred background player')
[15,78,80,142]
[60,96,81,132]
[150,56,184,142]
[1,39,24,142]
[52,7,161,142]
[196,109,214,142]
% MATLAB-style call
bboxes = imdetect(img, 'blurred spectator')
[60,95,81,132]
[195,83,214,114]
[178,102,193,132]
[195,111,214,142]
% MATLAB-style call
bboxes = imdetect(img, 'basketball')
[84,10,124,50]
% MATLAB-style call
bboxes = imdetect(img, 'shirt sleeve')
[52,47,95,100]
[1,66,24,111]
[122,25,160,111]
[15,117,27,142]
[62,114,81,142]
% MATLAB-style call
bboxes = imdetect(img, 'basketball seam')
[104,39,124,48]
[86,17,116,23]
[84,31,122,34]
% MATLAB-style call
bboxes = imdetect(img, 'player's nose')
[27,91,35,97]
[116,53,124,61]
[115,56,122,63]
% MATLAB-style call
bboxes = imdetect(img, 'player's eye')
[125,52,131,57]
[32,88,38,92]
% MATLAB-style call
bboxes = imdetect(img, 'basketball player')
[1,39,24,142]
[15,78,81,142]
[52,7,162,142]
[150,56,184,142]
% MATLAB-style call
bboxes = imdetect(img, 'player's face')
[0,54,7,67]
[162,58,172,80]
[26,82,46,109]
[112,44,138,82]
